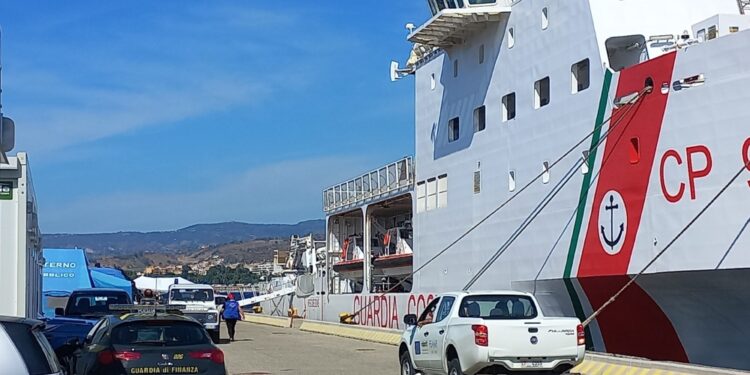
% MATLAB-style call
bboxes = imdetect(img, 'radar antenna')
[390,61,414,82]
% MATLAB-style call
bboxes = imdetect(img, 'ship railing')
[322,156,414,214]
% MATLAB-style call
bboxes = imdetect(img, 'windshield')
[112,321,210,347]
[458,294,538,319]
[66,292,130,316]
[169,288,214,302]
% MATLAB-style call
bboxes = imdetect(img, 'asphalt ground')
[219,321,399,375]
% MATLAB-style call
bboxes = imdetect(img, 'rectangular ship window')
[448,117,460,142]
[571,59,590,93]
[474,106,486,132]
[502,93,516,122]
[437,174,448,208]
[426,178,438,211]
[416,181,426,213]
[473,171,481,194]
[535,77,550,108]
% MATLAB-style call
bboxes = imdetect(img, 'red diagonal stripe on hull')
[576,53,687,363]
[578,52,677,277]
[579,276,688,362]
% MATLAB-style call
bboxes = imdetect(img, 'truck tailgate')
[485,318,580,358]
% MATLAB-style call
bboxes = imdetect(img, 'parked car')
[70,311,226,375]
[0,315,64,375]
[44,288,132,351]
[398,291,585,375]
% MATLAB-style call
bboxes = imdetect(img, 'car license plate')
[521,361,543,368]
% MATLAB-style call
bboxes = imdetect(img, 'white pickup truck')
[398,291,585,375]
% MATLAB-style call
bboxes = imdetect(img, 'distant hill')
[43,220,325,256]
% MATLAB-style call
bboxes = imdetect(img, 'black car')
[0,316,64,375]
[70,312,226,375]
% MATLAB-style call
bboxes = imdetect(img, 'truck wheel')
[447,358,464,375]
[399,351,415,375]
[209,329,220,344]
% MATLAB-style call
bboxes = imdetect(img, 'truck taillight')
[471,324,488,347]
[577,324,585,346]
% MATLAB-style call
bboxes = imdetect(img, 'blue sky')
[0,2,426,233]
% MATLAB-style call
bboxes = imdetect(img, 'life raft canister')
[383,231,391,247]
[342,238,350,260]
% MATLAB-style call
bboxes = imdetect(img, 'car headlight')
[206,314,216,321]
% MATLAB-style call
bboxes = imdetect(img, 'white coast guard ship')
[262,0,750,370]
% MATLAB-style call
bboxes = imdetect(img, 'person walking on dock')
[223,293,245,341]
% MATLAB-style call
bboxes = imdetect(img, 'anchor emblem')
[600,195,624,249]
[598,190,627,255]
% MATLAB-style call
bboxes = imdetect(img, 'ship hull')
[292,5,750,371]
[265,267,750,370]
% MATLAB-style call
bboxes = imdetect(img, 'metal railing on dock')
[322,157,414,214]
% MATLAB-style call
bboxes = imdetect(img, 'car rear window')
[2,322,57,375]
[170,288,214,302]
[458,294,538,319]
[112,321,210,347]
[68,292,130,315]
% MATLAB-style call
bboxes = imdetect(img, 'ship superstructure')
[262,0,750,370]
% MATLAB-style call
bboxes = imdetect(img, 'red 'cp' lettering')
[686,145,713,200]
[660,149,685,203]
[743,138,750,187]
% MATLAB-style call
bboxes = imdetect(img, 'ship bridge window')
[696,29,706,42]
[474,105,486,132]
[535,77,550,109]
[429,0,466,13]
[572,59,590,94]
[448,117,460,142]
[605,35,647,71]
[502,92,516,122]
[707,26,718,40]
[469,0,496,4]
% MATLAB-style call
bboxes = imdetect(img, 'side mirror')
[403,314,417,326]
[55,308,65,316]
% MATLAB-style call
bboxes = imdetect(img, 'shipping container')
[0,152,42,318]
